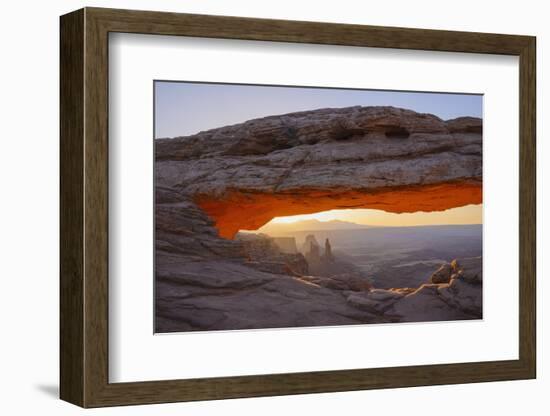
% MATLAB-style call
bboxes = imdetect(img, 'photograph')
[154,82,483,333]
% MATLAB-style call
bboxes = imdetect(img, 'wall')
[0,0,546,414]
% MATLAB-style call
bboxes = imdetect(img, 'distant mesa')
[236,232,308,276]
[272,237,298,254]
[259,219,376,235]
[302,235,335,264]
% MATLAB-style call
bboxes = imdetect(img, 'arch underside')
[195,180,482,239]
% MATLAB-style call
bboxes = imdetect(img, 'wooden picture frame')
[60,7,536,408]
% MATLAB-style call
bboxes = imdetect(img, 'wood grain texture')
[59,8,84,407]
[88,7,532,54]
[518,38,537,375]
[83,10,110,406]
[59,7,537,408]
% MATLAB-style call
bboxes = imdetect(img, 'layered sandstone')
[346,257,482,321]
[157,106,481,238]
[154,106,482,332]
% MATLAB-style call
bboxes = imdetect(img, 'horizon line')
[241,222,483,233]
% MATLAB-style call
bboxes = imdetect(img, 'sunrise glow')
[266,204,482,228]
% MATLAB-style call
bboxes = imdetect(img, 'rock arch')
[154,106,482,332]
[156,106,482,239]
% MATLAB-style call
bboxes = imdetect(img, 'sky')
[155,81,482,227]
[258,205,482,229]
[154,81,482,138]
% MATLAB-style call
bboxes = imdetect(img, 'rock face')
[323,238,334,262]
[154,106,482,332]
[302,234,321,264]
[156,106,482,238]
[237,233,308,276]
[388,257,483,321]
[344,257,482,321]
[272,237,298,254]
[297,234,373,292]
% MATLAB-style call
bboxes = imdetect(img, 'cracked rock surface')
[154,106,482,332]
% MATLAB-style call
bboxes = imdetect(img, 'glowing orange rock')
[195,181,482,239]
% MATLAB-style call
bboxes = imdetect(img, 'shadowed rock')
[157,106,481,238]
[154,106,482,332]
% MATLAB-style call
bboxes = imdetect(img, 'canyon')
[155,106,482,332]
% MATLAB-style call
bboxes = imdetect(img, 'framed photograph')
[60,7,536,408]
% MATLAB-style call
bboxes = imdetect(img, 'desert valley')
[155,104,483,332]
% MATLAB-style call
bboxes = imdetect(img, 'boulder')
[430,263,453,284]
[388,257,482,322]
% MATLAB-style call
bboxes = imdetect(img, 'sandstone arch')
[195,182,481,239]
[154,106,482,332]
[156,106,482,239]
